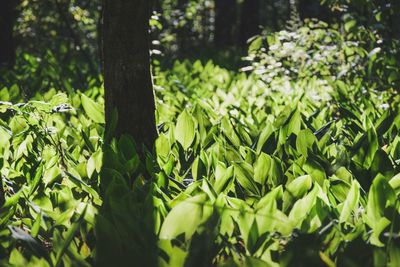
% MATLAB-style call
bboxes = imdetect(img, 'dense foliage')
[1,0,400,266]
[1,56,400,265]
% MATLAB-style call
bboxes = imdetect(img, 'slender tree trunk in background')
[102,0,157,151]
[298,0,331,22]
[239,0,260,48]
[214,0,237,48]
[177,0,189,54]
[391,1,400,41]
[0,0,18,67]
[271,1,279,30]
[152,0,162,13]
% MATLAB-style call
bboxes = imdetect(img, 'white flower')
[380,103,390,110]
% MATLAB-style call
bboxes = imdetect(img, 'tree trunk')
[102,0,157,152]
[239,0,260,48]
[391,1,400,41]
[0,0,18,67]
[176,0,189,55]
[152,0,162,13]
[298,0,331,22]
[214,0,237,48]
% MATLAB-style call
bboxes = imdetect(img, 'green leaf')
[389,173,400,195]
[256,124,275,154]
[339,180,360,223]
[31,212,42,238]
[159,194,211,240]
[248,36,263,53]
[296,129,316,157]
[9,249,27,266]
[55,207,87,267]
[365,175,396,246]
[50,93,69,107]
[286,175,312,198]
[289,185,318,227]
[253,152,271,184]
[279,109,301,144]
[43,165,62,186]
[255,186,283,234]
[155,134,170,161]
[375,109,396,136]
[352,127,379,169]
[303,159,326,185]
[221,117,241,147]
[233,162,260,196]
[214,165,234,193]
[81,93,105,124]
[175,110,196,150]
[87,150,103,178]
[344,20,357,32]
[118,135,137,160]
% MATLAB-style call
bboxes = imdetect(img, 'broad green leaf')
[365,175,396,246]
[155,134,170,161]
[286,175,312,198]
[296,129,316,157]
[344,20,357,32]
[352,127,379,169]
[81,93,105,124]
[253,152,271,184]
[289,185,318,227]
[248,36,263,53]
[214,164,234,193]
[50,93,69,107]
[339,180,360,223]
[87,150,103,178]
[221,117,241,147]
[160,194,211,240]
[233,162,260,196]
[9,249,27,266]
[175,110,196,150]
[43,165,62,186]
[303,159,326,185]
[256,124,275,154]
[389,173,400,194]
[255,186,283,234]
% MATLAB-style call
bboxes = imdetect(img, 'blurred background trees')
[1,1,400,266]
[1,0,399,93]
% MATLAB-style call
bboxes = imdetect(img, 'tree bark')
[0,0,18,67]
[102,0,157,152]
[214,0,237,48]
[239,0,260,48]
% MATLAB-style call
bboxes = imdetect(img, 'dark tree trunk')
[0,0,18,67]
[298,0,332,22]
[214,0,237,48]
[239,0,260,48]
[152,0,162,13]
[102,0,157,151]
[390,1,400,41]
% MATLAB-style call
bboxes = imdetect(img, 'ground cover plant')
[1,56,400,265]
[1,0,400,266]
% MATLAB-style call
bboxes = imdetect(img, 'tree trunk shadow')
[95,137,158,267]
